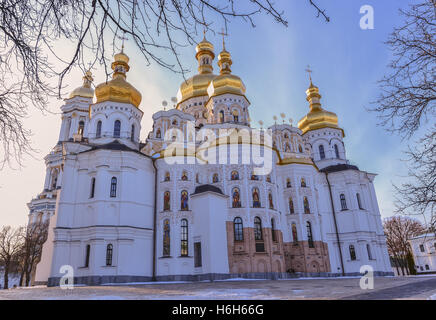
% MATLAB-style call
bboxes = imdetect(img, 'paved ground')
[0,276,436,300]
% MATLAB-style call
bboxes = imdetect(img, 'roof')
[320,163,359,173]
[191,184,224,196]
[80,140,149,158]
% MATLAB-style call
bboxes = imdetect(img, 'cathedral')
[29,35,393,286]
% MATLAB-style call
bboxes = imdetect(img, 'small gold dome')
[69,71,94,99]
[207,46,246,99]
[177,73,217,104]
[195,35,214,58]
[177,34,216,106]
[207,73,246,98]
[298,81,344,136]
[95,50,142,108]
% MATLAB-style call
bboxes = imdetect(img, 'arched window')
[298,145,303,153]
[271,218,277,242]
[251,173,259,181]
[268,192,274,209]
[292,223,298,244]
[113,120,121,138]
[163,219,170,256]
[289,198,295,214]
[340,194,347,210]
[349,245,356,260]
[106,244,113,266]
[232,109,239,122]
[367,244,372,260]
[51,169,58,190]
[164,172,170,182]
[230,171,239,180]
[78,121,85,135]
[357,193,363,209]
[306,222,314,248]
[66,118,72,139]
[130,124,135,141]
[285,143,291,152]
[85,244,90,268]
[90,177,96,198]
[319,145,325,160]
[266,175,271,183]
[232,188,241,208]
[181,171,188,181]
[334,144,340,159]
[156,128,161,139]
[303,197,310,214]
[301,178,306,187]
[233,217,243,241]
[180,190,189,211]
[163,191,171,211]
[286,178,291,188]
[212,173,219,183]
[181,219,188,256]
[252,188,261,208]
[110,177,117,197]
[254,217,263,240]
[219,110,225,123]
[96,121,102,138]
[172,119,178,126]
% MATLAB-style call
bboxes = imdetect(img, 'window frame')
[113,120,121,138]
[180,219,189,256]
[106,244,113,266]
[110,177,117,198]
[340,194,348,210]
[254,217,263,241]
[233,217,244,241]
[319,144,325,160]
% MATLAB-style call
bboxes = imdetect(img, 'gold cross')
[218,27,228,49]
[117,32,128,52]
[305,65,313,82]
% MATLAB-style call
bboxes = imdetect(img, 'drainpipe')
[325,172,345,276]
[152,158,158,281]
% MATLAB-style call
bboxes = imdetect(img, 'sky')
[0,0,423,227]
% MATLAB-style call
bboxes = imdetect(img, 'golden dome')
[195,35,214,59]
[207,73,246,98]
[177,34,216,106]
[177,73,217,104]
[95,49,142,108]
[69,71,94,99]
[207,46,246,99]
[298,81,344,136]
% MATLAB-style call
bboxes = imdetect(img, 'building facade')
[30,36,393,286]
[409,233,436,273]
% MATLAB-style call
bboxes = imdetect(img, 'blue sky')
[0,0,422,227]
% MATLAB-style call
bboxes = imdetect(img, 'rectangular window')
[255,243,265,253]
[90,178,96,198]
[420,244,425,252]
[85,244,90,268]
[194,242,202,268]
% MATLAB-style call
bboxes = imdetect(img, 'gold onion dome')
[207,45,246,99]
[177,34,217,105]
[95,49,142,108]
[298,80,343,136]
[69,71,94,99]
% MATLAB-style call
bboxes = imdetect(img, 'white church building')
[29,36,393,286]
